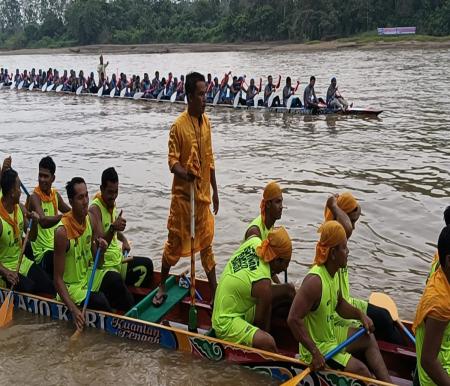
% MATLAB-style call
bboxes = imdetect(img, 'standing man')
[153,72,219,306]
[29,156,71,278]
[97,54,109,82]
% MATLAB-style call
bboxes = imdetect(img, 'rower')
[28,156,70,278]
[13,69,21,86]
[0,168,55,295]
[244,181,283,283]
[151,71,161,98]
[326,77,351,111]
[54,177,134,325]
[427,206,450,280]
[303,76,320,112]
[97,54,109,81]
[219,71,231,103]
[287,221,392,382]
[98,72,109,94]
[152,72,219,307]
[141,73,151,95]
[212,227,294,352]
[282,77,301,108]
[110,73,118,95]
[87,72,97,93]
[89,168,153,288]
[206,74,214,103]
[232,76,246,106]
[264,75,280,107]
[246,78,262,107]
[412,225,450,386]
[325,193,403,344]
[175,74,185,101]
[77,70,86,90]
[22,69,30,88]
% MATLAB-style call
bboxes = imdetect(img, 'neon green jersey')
[245,214,271,241]
[212,237,271,332]
[91,197,122,271]
[300,264,351,367]
[0,205,34,282]
[415,321,450,385]
[31,191,59,263]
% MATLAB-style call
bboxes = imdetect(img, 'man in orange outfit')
[153,72,219,306]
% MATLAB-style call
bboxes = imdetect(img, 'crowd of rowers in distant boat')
[1,66,352,112]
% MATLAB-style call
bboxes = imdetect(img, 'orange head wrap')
[33,186,58,215]
[324,192,358,221]
[260,181,282,223]
[314,220,347,265]
[256,226,292,263]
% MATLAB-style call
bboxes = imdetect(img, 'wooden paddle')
[170,90,177,103]
[188,182,198,332]
[369,292,416,345]
[212,90,220,106]
[0,219,33,328]
[41,83,47,92]
[70,247,102,341]
[76,85,83,95]
[28,82,34,91]
[281,327,366,386]
[156,89,164,101]
[56,84,64,93]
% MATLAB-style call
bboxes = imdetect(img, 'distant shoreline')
[1,36,450,56]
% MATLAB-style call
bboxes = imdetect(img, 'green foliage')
[0,0,449,49]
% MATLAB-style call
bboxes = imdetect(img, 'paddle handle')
[398,320,416,345]
[15,219,32,277]
[81,248,102,315]
[281,327,366,386]
[20,182,30,197]
[190,183,196,305]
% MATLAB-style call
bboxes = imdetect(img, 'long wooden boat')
[1,83,383,117]
[0,268,414,385]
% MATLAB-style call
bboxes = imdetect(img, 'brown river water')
[0,48,449,385]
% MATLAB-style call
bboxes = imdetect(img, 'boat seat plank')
[125,275,189,323]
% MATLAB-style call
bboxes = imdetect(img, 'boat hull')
[3,87,382,117]
[0,286,402,385]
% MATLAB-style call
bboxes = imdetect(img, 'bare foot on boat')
[152,286,168,307]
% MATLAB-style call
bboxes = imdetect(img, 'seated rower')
[325,192,403,344]
[89,167,153,288]
[0,168,55,295]
[413,225,450,386]
[264,75,280,107]
[28,156,71,278]
[287,221,391,382]
[245,78,261,106]
[175,74,185,101]
[212,227,295,352]
[303,75,321,113]
[326,77,351,111]
[245,181,283,283]
[282,77,301,108]
[54,177,134,322]
[428,206,450,279]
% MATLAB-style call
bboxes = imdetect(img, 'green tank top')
[300,264,341,362]
[91,197,122,271]
[212,237,271,332]
[57,216,94,305]
[415,321,450,385]
[0,206,34,282]
[31,194,58,263]
[245,215,270,241]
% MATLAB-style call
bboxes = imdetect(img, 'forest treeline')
[0,0,449,49]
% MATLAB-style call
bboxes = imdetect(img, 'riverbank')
[1,35,449,56]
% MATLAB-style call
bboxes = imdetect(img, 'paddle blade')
[369,292,399,321]
[280,368,311,386]
[170,91,177,103]
[70,328,82,342]
[76,85,83,95]
[212,91,220,105]
[0,292,14,328]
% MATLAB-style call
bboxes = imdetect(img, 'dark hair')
[286,76,291,83]
[310,76,316,82]
[39,156,56,175]
[444,206,450,226]
[101,167,119,187]
[66,177,86,200]
[1,168,18,196]
[438,226,450,268]
[185,72,205,98]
